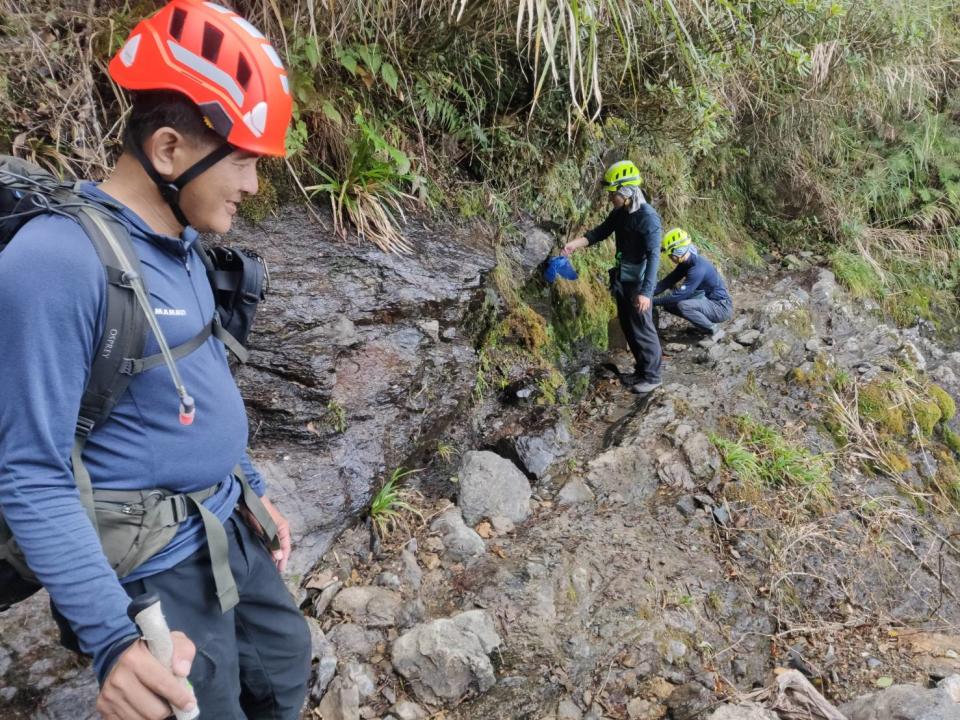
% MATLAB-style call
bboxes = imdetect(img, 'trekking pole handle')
[127,593,199,720]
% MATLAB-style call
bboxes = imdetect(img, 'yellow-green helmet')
[603,160,642,192]
[662,228,692,256]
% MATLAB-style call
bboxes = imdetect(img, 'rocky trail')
[2,222,959,719]
[295,262,960,720]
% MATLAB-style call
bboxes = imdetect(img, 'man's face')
[610,191,626,209]
[669,251,688,264]
[177,142,260,234]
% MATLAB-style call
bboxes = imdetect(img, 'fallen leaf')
[875,676,893,688]
[475,521,493,538]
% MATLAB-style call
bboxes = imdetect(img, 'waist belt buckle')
[169,494,190,524]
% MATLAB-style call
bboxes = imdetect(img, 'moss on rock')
[944,426,960,457]
[858,379,907,436]
[881,444,912,475]
[934,451,960,507]
[505,303,550,353]
[238,170,280,224]
[929,384,957,421]
[913,397,942,437]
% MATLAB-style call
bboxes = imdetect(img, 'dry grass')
[827,385,909,481]
[0,3,126,178]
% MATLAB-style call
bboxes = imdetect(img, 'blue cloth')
[544,255,578,283]
[653,252,731,307]
[584,203,662,298]
[0,182,266,683]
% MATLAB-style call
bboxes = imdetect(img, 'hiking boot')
[630,380,662,394]
[697,325,725,347]
[619,370,644,386]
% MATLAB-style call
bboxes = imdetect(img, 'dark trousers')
[662,294,733,332]
[123,514,311,720]
[615,280,662,382]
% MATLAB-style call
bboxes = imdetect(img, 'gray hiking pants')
[122,513,311,719]
[613,278,662,382]
[662,294,733,332]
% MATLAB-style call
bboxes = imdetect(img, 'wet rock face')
[226,210,496,574]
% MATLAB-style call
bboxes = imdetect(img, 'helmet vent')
[236,54,251,89]
[201,23,224,62]
[169,8,187,41]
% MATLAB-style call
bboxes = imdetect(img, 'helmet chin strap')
[130,141,235,229]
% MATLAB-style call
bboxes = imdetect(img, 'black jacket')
[585,203,662,297]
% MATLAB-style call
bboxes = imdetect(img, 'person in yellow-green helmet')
[563,160,663,393]
[654,228,733,341]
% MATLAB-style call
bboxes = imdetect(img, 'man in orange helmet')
[0,2,309,718]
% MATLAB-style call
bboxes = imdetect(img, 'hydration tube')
[125,269,196,425]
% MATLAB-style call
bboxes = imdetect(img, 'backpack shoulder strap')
[72,203,148,434]
[68,203,148,531]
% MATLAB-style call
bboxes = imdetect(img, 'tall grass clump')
[712,416,834,513]
[369,467,423,542]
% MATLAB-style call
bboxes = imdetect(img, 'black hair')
[122,90,222,153]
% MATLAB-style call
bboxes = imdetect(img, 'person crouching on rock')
[562,161,663,394]
[654,228,734,342]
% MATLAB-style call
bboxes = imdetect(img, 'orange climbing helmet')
[109,0,292,157]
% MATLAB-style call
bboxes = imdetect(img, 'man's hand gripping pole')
[127,594,199,720]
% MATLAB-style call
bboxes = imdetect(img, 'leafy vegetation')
[1,0,958,348]
[368,467,422,541]
[435,441,456,464]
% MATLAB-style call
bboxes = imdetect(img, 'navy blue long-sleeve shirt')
[0,183,266,683]
[585,203,662,298]
[653,252,731,306]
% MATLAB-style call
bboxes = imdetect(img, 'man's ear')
[142,126,184,178]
